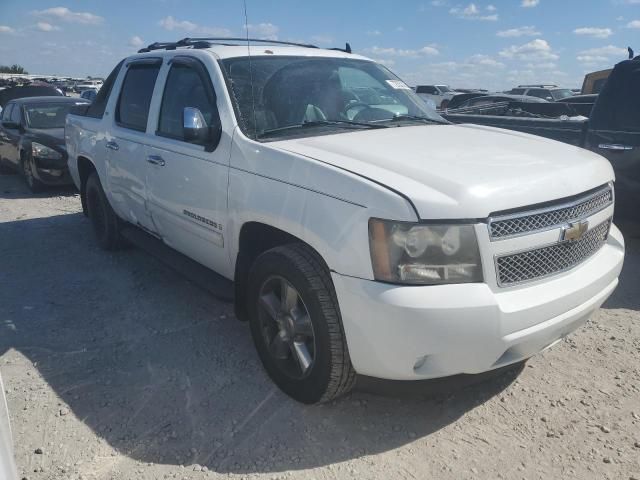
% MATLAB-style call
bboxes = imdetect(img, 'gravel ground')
[0,172,638,480]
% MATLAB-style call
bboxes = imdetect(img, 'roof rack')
[517,84,558,88]
[138,37,320,53]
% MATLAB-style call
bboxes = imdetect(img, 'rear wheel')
[248,244,356,404]
[85,172,124,250]
[21,153,44,193]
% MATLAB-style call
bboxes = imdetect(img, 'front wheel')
[21,153,44,193]
[248,244,356,404]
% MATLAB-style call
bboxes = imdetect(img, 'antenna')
[243,0,258,140]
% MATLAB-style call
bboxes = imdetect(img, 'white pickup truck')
[66,38,624,404]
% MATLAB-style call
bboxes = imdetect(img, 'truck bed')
[443,101,589,146]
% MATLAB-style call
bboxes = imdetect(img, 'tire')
[0,156,13,175]
[247,244,356,404]
[21,152,44,193]
[85,172,124,250]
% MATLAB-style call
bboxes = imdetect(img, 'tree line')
[0,65,28,74]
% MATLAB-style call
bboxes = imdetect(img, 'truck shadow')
[0,172,78,199]
[0,212,523,474]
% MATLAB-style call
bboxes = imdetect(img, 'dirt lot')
[0,172,638,480]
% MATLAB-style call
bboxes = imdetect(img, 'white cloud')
[468,54,505,67]
[366,30,382,36]
[32,7,103,25]
[486,5,496,11]
[244,23,279,40]
[158,16,232,37]
[363,45,440,57]
[497,26,540,37]
[521,0,539,7]
[450,3,498,21]
[577,45,628,64]
[573,27,613,39]
[499,38,559,61]
[128,36,145,48]
[627,20,640,28]
[372,58,396,67]
[36,22,60,32]
[0,25,15,34]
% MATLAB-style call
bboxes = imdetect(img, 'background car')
[0,96,89,192]
[414,84,459,108]
[80,89,98,102]
[451,94,548,110]
[507,85,574,102]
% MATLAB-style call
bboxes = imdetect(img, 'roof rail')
[138,37,320,53]
[517,84,558,88]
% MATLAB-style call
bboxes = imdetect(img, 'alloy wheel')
[257,275,316,379]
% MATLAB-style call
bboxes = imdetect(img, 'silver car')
[0,373,17,480]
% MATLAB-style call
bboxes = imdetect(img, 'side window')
[1,104,13,122]
[10,104,21,125]
[510,88,525,95]
[157,62,217,142]
[416,86,437,95]
[87,59,124,119]
[116,62,161,132]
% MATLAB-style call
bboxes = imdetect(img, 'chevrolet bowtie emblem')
[561,220,589,242]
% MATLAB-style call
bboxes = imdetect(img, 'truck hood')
[271,124,614,219]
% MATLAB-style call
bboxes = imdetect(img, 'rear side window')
[116,63,161,131]
[10,104,21,124]
[157,62,217,142]
[1,103,13,121]
[510,88,525,95]
[87,59,124,119]
[527,89,550,100]
[416,86,437,94]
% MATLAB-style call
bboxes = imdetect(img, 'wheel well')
[77,156,96,216]
[233,222,323,321]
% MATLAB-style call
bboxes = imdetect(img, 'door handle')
[146,155,165,166]
[105,141,119,151]
[598,143,633,152]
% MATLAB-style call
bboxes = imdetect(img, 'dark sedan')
[0,96,89,192]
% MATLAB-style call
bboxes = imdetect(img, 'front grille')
[489,186,613,240]
[496,219,611,286]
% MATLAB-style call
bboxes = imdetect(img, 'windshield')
[220,56,445,141]
[551,89,573,100]
[24,103,75,129]
[438,86,452,93]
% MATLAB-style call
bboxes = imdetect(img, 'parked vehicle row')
[0,96,89,191]
[444,57,639,220]
[64,38,623,404]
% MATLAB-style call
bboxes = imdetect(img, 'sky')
[0,0,638,90]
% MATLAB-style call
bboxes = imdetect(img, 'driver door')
[144,56,232,276]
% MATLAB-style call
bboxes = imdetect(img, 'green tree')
[0,64,29,74]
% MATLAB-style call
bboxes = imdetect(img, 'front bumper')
[332,225,624,380]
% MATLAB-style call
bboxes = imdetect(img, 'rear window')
[116,62,160,131]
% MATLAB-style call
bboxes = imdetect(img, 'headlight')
[32,142,62,160]
[368,218,483,285]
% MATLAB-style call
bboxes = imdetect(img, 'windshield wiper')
[258,120,389,138]
[373,114,449,125]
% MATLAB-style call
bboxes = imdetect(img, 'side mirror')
[183,107,222,151]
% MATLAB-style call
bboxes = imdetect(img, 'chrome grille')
[496,219,611,286]
[489,186,613,240]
